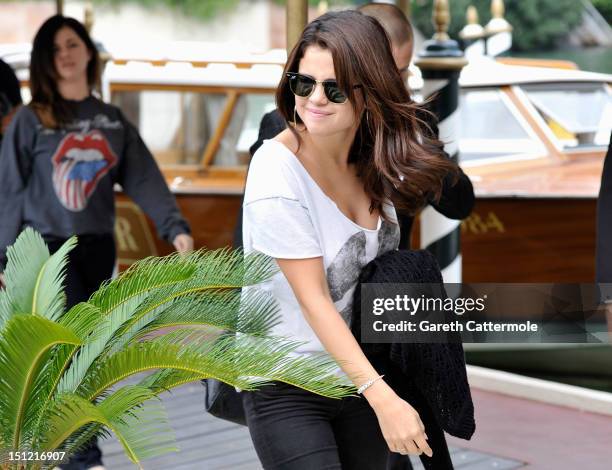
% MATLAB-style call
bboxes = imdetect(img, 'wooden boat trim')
[200,90,240,169]
[112,59,284,69]
[495,57,579,70]
[109,82,274,94]
[467,365,612,416]
[504,85,563,159]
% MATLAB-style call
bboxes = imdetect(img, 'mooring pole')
[415,0,468,282]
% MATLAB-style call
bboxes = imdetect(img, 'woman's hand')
[275,257,432,457]
[172,233,193,254]
[0,272,4,289]
[364,380,432,457]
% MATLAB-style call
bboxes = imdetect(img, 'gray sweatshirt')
[0,96,190,270]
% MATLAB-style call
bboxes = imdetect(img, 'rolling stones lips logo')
[52,131,118,211]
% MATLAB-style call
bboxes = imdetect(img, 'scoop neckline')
[263,139,383,233]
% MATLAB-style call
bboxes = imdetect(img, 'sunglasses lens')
[290,75,315,97]
[287,73,349,103]
[324,83,347,103]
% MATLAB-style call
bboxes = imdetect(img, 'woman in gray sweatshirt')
[0,15,192,469]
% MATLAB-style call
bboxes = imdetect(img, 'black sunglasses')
[286,72,356,104]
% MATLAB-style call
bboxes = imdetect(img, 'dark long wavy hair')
[276,10,458,217]
[30,15,100,128]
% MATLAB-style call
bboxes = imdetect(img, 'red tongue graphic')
[51,130,118,211]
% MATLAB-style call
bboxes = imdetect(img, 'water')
[512,45,612,74]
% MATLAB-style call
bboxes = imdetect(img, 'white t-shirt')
[242,139,400,370]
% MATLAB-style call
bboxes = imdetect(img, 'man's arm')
[430,167,475,220]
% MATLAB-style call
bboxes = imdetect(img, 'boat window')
[213,93,276,167]
[111,90,227,166]
[458,89,546,164]
[520,82,612,150]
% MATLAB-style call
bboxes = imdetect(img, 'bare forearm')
[303,298,376,380]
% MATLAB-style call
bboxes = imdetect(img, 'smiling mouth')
[307,109,331,116]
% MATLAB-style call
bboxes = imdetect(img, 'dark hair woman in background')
[240,10,458,469]
[0,58,22,143]
[0,15,193,469]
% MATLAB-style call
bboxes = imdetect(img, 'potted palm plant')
[0,229,353,469]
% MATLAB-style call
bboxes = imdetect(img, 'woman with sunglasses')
[241,11,458,470]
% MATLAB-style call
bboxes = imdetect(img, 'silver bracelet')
[357,375,384,394]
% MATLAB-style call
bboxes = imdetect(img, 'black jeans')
[48,233,116,470]
[242,381,389,470]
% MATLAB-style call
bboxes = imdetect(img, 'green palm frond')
[2,229,51,316]
[56,293,150,395]
[0,314,81,450]
[88,253,199,314]
[138,369,207,395]
[59,302,107,339]
[109,287,280,357]
[31,237,76,321]
[0,231,357,466]
[38,386,174,467]
[59,251,279,395]
[94,386,176,463]
[78,333,352,402]
[25,303,108,446]
[0,290,11,332]
[89,249,277,316]
[1,229,75,322]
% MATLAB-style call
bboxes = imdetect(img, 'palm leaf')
[95,386,176,463]
[0,229,75,328]
[138,369,208,394]
[0,289,11,332]
[108,287,280,357]
[78,333,353,402]
[0,314,82,450]
[2,228,50,316]
[60,251,279,395]
[0,231,355,467]
[26,303,108,445]
[56,293,149,395]
[88,252,199,314]
[89,249,277,316]
[31,236,76,321]
[38,387,174,467]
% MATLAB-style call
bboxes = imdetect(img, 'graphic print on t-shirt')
[51,130,118,211]
[326,220,400,323]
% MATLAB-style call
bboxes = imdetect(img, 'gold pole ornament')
[485,0,513,34]
[317,1,329,16]
[432,0,451,41]
[84,3,94,34]
[459,5,485,40]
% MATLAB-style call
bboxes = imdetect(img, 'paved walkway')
[99,382,526,469]
[447,388,612,470]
